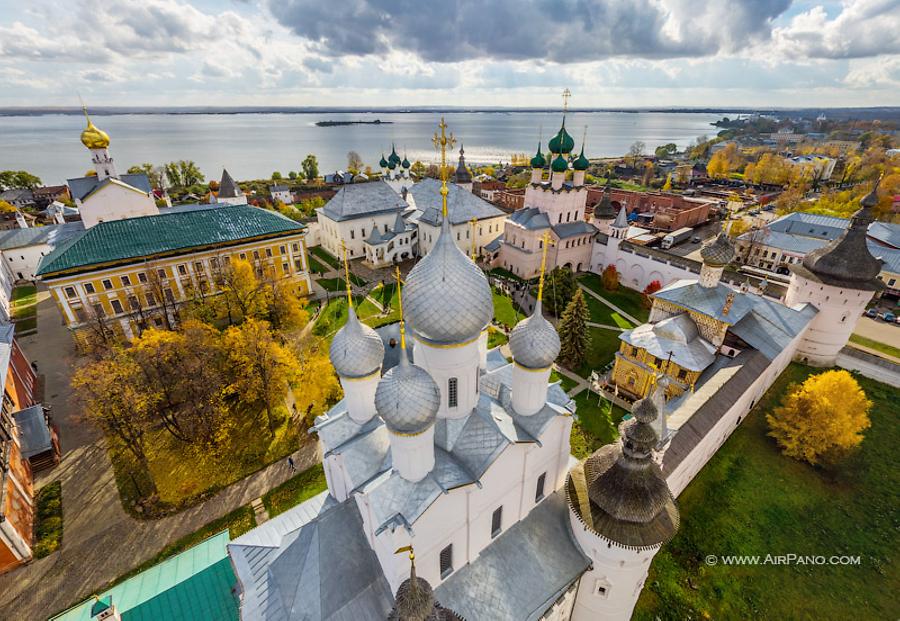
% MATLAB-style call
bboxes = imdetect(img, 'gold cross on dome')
[432,117,456,218]
[562,88,572,112]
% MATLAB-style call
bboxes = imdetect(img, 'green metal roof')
[37,205,305,277]
[51,531,238,621]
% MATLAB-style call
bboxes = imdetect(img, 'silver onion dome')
[329,306,385,378]
[700,231,735,267]
[404,218,493,344]
[374,351,440,435]
[509,300,560,369]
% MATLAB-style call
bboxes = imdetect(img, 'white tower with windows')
[80,107,117,180]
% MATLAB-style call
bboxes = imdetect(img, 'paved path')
[0,288,322,620]
[552,364,590,397]
[578,284,641,326]
[586,321,627,332]
[853,316,900,348]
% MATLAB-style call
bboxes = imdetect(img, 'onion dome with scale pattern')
[795,180,883,290]
[374,345,440,435]
[700,231,735,267]
[573,146,590,171]
[379,154,389,169]
[388,551,463,621]
[551,153,569,173]
[404,216,493,345]
[509,301,560,370]
[530,143,546,169]
[329,306,384,378]
[548,120,575,154]
[566,393,679,549]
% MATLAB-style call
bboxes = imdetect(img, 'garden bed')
[33,481,63,558]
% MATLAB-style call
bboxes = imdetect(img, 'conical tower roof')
[388,549,463,621]
[793,179,884,290]
[612,205,629,229]
[700,231,735,267]
[218,169,242,198]
[566,393,679,549]
[593,180,616,218]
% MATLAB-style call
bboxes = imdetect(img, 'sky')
[0,0,897,108]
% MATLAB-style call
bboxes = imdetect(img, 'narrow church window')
[491,506,503,538]
[440,544,453,578]
[448,378,458,408]
[535,473,546,502]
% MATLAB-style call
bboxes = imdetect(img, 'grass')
[492,289,521,328]
[579,273,650,323]
[32,481,63,558]
[571,391,628,458]
[261,463,328,518]
[550,369,579,394]
[110,404,306,515]
[312,294,398,340]
[633,364,899,620]
[583,293,634,328]
[11,284,37,334]
[309,245,341,270]
[487,325,508,349]
[318,277,347,292]
[488,267,529,284]
[849,333,900,360]
[307,255,329,275]
[568,326,622,378]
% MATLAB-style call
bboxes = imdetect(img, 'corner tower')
[785,180,884,366]
[566,394,679,621]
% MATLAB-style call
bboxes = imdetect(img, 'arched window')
[448,377,458,408]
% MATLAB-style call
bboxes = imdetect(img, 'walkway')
[553,364,589,398]
[836,347,900,388]
[578,284,641,325]
[0,289,321,620]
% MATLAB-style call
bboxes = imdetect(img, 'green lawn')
[317,277,347,292]
[309,246,341,270]
[633,364,899,620]
[568,326,622,378]
[312,295,398,340]
[33,481,63,558]
[487,326,508,349]
[550,369,579,394]
[579,274,650,323]
[569,392,627,459]
[583,294,634,328]
[849,333,900,360]
[262,463,328,518]
[307,255,329,275]
[11,284,37,334]
[492,289,521,328]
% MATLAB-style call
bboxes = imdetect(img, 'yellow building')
[37,204,311,340]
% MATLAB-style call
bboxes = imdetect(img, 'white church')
[226,119,884,620]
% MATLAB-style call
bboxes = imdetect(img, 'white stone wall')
[0,257,14,321]
[592,239,701,292]
[389,426,436,483]
[80,183,159,229]
[412,337,481,420]
[524,184,588,224]
[2,242,52,281]
[316,210,402,261]
[340,372,380,424]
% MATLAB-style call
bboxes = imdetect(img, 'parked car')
[865,308,878,318]
[691,236,702,243]
[882,312,896,322]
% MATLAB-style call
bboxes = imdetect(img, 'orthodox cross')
[562,88,572,112]
[432,117,456,219]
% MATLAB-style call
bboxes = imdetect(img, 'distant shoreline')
[315,119,393,127]
[1,106,897,121]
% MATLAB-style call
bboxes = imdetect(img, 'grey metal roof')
[868,221,900,249]
[620,313,717,372]
[0,222,85,250]
[798,206,883,289]
[435,492,590,621]
[411,179,502,226]
[483,233,503,253]
[218,169,242,199]
[700,231,735,266]
[730,298,817,361]
[0,189,34,203]
[228,493,394,621]
[375,323,415,372]
[329,307,385,378]
[13,405,52,459]
[330,424,391,492]
[404,219,493,345]
[767,212,847,239]
[67,173,151,201]
[873,245,900,273]
[551,221,597,239]
[270,184,290,192]
[321,181,408,222]
[741,230,828,254]
[507,207,551,231]
[509,301,560,370]
[612,205,628,228]
[654,280,754,325]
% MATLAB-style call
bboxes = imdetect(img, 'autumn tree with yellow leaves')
[706,143,744,179]
[766,370,872,466]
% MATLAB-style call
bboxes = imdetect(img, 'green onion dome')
[551,153,569,173]
[530,143,546,169]
[389,145,401,165]
[548,121,575,154]
[402,156,411,169]
[379,154,388,168]
[573,147,590,171]
[388,161,397,170]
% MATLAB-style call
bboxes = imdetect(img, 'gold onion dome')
[80,114,110,149]
[509,301,560,369]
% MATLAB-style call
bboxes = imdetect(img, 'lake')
[0,111,722,185]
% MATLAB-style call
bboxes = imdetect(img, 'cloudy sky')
[0,0,897,108]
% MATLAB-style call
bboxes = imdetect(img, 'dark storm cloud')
[267,0,792,62]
